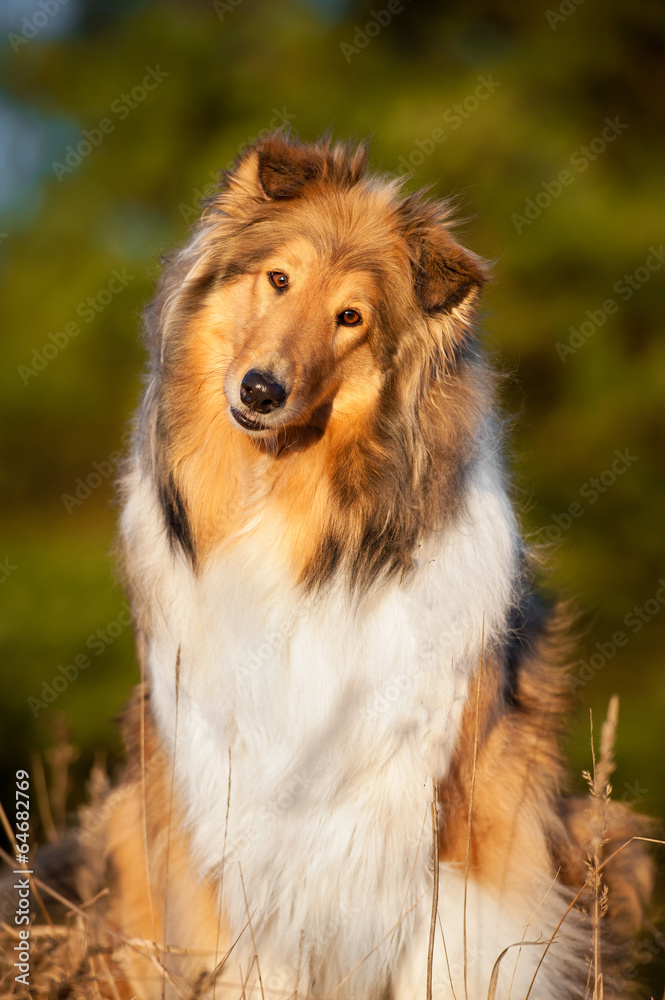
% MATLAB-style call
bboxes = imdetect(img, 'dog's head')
[149,133,488,447]
[143,135,492,581]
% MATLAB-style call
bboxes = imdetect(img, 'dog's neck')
[149,374,487,593]
[120,433,520,901]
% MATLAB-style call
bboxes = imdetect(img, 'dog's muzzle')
[240,369,287,413]
[231,368,288,431]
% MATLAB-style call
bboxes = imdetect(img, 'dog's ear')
[256,134,322,199]
[218,134,322,209]
[215,148,266,210]
[398,196,489,319]
[414,229,488,315]
[214,135,369,218]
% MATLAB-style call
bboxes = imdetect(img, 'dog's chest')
[154,539,472,812]
[136,460,518,988]
[146,538,479,985]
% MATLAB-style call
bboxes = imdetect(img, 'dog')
[96,133,652,999]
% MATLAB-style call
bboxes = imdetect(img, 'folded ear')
[415,229,488,314]
[256,134,322,199]
[211,134,370,222]
[217,133,322,210]
[399,196,489,318]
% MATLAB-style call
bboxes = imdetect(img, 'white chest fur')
[122,453,522,995]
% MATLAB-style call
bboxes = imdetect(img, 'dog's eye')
[338,309,362,326]
[268,271,289,291]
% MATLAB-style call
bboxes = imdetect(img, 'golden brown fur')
[437,600,654,998]
[103,688,225,994]
[132,134,490,602]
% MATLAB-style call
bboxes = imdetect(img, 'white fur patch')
[120,443,583,998]
[395,871,586,1000]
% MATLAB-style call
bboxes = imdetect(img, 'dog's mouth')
[230,406,271,432]
[228,398,333,452]
[227,369,334,447]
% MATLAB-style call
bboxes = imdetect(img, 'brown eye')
[338,309,362,326]
[268,271,289,291]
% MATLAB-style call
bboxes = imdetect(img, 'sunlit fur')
[105,135,652,999]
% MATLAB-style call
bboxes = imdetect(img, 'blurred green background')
[0,0,663,987]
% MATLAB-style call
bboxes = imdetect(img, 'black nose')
[240,369,287,413]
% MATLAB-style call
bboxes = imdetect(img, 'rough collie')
[98,134,651,999]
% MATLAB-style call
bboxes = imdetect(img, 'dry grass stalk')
[426,778,440,1000]
[294,928,305,1000]
[30,751,58,844]
[323,894,426,1000]
[43,715,77,833]
[162,645,182,1000]
[504,871,561,1000]
[523,833,665,998]
[487,939,551,1000]
[582,695,619,1000]
[140,657,158,946]
[437,911,458,1000]
[214,745,232,1000]
[239,861,265,1000]
[192,916,252,997]
[463,617,485,1000]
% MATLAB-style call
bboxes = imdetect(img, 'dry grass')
[0,919,125,1000]
[583,695,619,1000]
